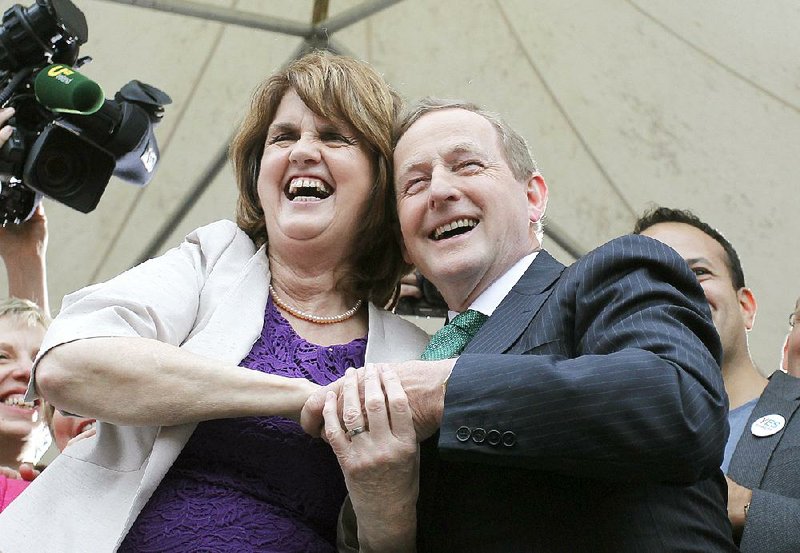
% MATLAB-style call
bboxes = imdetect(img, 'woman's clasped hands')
[322,365,419,552]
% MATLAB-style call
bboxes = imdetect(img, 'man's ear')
[526,173,548,223]
[737,287,758,331]
[781,333,790,372]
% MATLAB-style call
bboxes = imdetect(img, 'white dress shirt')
[447,251,539,320]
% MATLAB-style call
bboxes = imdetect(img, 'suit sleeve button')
[456,426,472,442]
[471,427,487,443]
[502,431,517,447]
[486,429,501,446]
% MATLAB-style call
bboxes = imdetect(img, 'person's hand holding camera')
[0,108,49,313]
[0,106,14,144]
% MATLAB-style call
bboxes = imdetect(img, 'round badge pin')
[751,414,786,437]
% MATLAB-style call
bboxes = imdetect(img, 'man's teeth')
[3,396,35,409]
[433,219,478,240]
[287,178,332,201]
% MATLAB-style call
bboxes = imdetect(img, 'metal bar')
[290,34,352,57]
[136,140,230,264]
[317,0,404,34]
[311,0,330,26]
[325,37,356,58]
[543,219,585,260]
[100,0,312,37]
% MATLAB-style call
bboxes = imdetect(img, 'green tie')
[420,309,489,360]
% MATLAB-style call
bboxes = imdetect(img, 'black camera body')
[395,272,448,318]
[0,0,171,225]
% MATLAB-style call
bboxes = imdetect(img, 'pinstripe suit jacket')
[417,234,737,552]
[728,370,800,553]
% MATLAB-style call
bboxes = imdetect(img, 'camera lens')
[23,123,114,213]
[39,148,82,190]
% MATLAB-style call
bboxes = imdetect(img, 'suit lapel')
[465,250,565,354]
[420,252,564,542]
[729,371,800,487]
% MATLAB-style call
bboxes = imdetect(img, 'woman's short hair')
[0,298,49,329]
[230,50,408,307]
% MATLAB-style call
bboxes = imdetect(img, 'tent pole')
[99,0,311,36]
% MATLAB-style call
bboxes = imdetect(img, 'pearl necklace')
[269,284,363,325]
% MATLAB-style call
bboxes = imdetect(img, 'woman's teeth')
[287,178,333,201]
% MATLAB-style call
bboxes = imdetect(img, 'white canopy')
[2,0,797,373]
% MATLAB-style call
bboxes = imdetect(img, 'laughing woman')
[0,51,428,552]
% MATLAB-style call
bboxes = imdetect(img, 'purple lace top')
[119,297,366,552]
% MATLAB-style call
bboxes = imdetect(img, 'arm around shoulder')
[440,235,728,482]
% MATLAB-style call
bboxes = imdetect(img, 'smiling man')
[634,208,768,474]
[305,98,738,552]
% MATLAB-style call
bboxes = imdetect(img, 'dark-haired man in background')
[636,208,799,552]
[634,207,767,473]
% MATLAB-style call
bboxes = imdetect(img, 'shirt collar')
[447,251,539,320]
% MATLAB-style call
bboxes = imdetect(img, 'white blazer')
[0,220,429,552]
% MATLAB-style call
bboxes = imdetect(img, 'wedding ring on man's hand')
[346,426,367,438]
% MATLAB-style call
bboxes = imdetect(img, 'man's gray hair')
[394,97,544,239]
[394,97,539,181]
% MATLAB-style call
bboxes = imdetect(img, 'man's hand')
[726,475,753,541]
[386,358,455,441]
[399,271,423,301]
[301,358,456,442]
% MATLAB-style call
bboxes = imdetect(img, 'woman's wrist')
[277,376,320,422]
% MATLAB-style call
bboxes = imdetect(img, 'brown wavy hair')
[230,51,408,307]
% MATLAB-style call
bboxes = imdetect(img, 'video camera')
[0,0,171,225]
[394,272,448,318]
